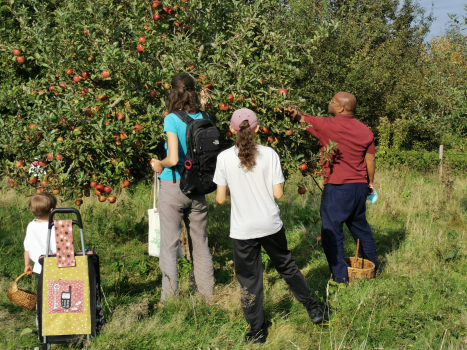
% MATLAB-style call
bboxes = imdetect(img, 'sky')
[419,0,466,38]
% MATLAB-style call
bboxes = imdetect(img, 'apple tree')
[0,0,337,201]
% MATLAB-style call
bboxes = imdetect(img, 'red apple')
[49,86,55,91]
[59,83,67,88]
[65,68,73,75]
[225,131,232,138]
[149,91,157,98]
[29,177,37,184]
[8,178,13,183]
[73,75,81,82]
[144,25,149,31]
[182,24,189,31]
[279,88,288,96]
[267,136,274,143]
[154,13,161,20]
[16,56,24,64]
[228,94,234,103]
[38,161,46,167]
[36,188,44,193]
[94,189,101,196]
[298,187,307,195]
[162,6,168,13]
[219,103,229,111]
[40,180,48,187]
[286,130,293,136]
[123,180,130,187]
[152,0,160,7]
[75,199,83,206]
[117,112,124,120]
[135,124,142,131]
[204,83,213,90]
[84,29,88,34]
[262,127,269,134]
[12,49,21,56]
[113,132,120,139]
[10,183,15,188]
[120,131,128,139]
[139,36,146,43]
[299,163,307,171]
[90,181,97,188]
[137,44,144,52]
[96,184,104,192]
[55,154,63,160]
[82,71,90,79]
[98,195,107,202]
[108,196,117,203]
[104,186,111,193]
[101,70,110,78]
[29,123,37,129]
[47,153,53,160]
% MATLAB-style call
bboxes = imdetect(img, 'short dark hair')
[29,193,57,218]
[165,73,200,114]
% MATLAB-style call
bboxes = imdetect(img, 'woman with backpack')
[213,108,324,344]
[150,73,214,302]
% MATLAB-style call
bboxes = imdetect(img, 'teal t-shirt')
[159,111,206,180]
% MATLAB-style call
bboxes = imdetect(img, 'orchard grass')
[0,168,466,349]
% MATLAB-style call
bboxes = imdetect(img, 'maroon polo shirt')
[304,114,375,185]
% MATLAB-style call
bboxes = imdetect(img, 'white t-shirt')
[23,220,56,274]
[213,145,285,240]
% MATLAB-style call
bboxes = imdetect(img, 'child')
[213,109,324,344]
[24,192,57,278]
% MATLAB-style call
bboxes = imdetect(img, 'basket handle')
[354,239,360,263]
[14,272,31,284]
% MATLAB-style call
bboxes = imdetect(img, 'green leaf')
[445,249,458,260]
[448,230,458,239]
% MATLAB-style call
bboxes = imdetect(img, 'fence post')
[439,144,444,179]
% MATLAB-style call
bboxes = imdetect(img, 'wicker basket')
[346,239,375,284]
[7,272,37,310]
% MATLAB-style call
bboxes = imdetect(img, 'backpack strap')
[171,110,194,125]
[170,111,193,183]
[200,111,209,120]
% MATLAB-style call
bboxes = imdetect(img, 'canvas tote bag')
[148,173,183,258]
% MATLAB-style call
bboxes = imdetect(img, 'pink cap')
[230,108,258,131]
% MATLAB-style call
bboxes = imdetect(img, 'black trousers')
[232,227,317,333]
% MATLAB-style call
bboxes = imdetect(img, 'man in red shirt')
[287,92,377,283]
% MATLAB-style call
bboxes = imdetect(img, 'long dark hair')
[165,73,200,113]
[235,120,258,171]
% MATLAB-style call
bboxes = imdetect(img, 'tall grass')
[0,168,466,349]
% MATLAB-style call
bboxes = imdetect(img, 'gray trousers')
[159,179,214,301]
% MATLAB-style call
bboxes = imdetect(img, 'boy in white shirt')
[213,109,324,344]
[24,192,57,277]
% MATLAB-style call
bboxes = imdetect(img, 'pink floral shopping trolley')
[37,208,105,350]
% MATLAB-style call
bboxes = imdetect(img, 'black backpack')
[171,111,221,196]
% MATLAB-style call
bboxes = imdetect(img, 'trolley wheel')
[42,343,51,350]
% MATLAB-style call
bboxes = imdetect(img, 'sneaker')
[307,305,324,324]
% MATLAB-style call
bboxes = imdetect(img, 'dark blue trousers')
[320,183,378,283]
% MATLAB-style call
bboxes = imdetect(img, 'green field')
[1,168,466,349]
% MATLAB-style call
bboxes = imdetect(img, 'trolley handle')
[46,208,85,257]
[48,208,83,229]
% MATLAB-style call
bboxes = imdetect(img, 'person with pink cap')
[213,108,324,344]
